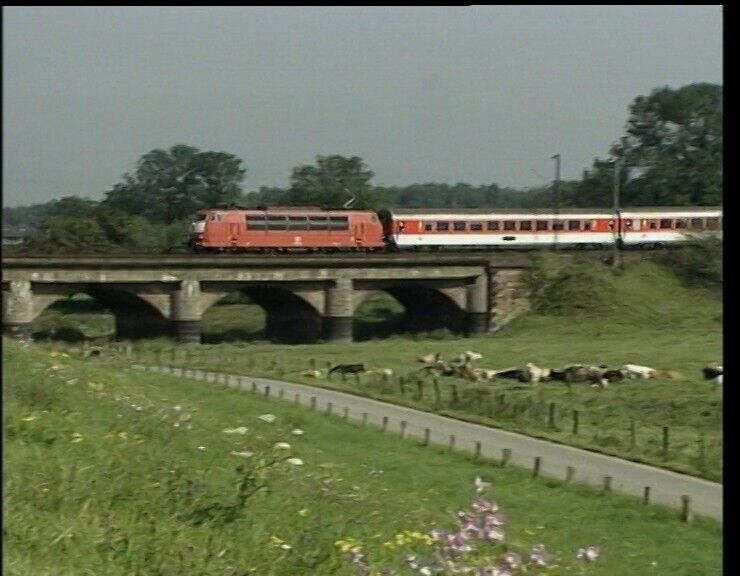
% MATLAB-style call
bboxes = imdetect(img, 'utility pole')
[612,159,621,268]
[551,154,561,250]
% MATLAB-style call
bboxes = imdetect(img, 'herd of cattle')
[301,352,723,387]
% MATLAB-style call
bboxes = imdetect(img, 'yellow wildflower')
[297,508,309,517]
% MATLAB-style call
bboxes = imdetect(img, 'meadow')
[3,339,722,575]
[31,258,723,481]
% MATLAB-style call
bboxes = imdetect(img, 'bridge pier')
[322,278,353,342]
[171,280,202,344]
[465,274,490,335]
[2,280,33,340]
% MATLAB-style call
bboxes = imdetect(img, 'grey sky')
[3,6,722,207]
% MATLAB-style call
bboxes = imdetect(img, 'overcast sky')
[3,6,722,207]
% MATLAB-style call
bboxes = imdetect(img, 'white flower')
[173,405,183,412]
[280,543,292,550]
[223,427,249,435]
[230,451,254,458]
[197,446,206,451]
[274,442,291,450]
[286,458,304,466]
[291,429,304,436]
[258,414,276,423]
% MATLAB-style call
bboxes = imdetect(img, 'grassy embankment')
[31,258,723,481]
[3,339,721,575]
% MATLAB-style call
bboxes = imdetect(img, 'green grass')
[31,259,723,481]
[2,339,722,575]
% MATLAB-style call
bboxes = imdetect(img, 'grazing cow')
[300,369,324,378]
[523,363,551,384]
[491,367,523,381]
[451,351,484,365]
[621,364,657,379]
[714,374,723,385]
[474,369,499,381]
[418,352,441,364]
[328,363,366,376]
[366,367,394,379]
[703,364,723,380]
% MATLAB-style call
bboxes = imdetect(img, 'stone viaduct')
[1,254,530,344]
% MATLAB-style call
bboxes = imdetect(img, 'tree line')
[3,83,722,253]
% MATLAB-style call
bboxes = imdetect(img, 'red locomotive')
[188,207,385,252]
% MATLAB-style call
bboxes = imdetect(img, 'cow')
[328,363,366,376]
[418,352,441,364]
[703,364,723,380]
[621,364,657,379]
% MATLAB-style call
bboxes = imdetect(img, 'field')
[3,339,722,575]
[31,259,723,481]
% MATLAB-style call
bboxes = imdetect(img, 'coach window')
[624,219,633,229]
[552,220,564,231]
[648,220,658,230]
[453,221,467,231]
[503,221,516,231]
[659,219,672,229]
[470,222,483,231]
[246,215,266,230]
[706,217,720,230]
[568,220,581,231]
[584,221,593,231]
[436,221,450,231]
[487,221,499,231]
[535,220,549,231]
[288,216,309,231]
[690,218,704,229]
[329,216,349,231]
[424,223,433,232]
[519,220,532,231]
[267,216,288,231]
[309,216,329,230]
[675,219,688,229]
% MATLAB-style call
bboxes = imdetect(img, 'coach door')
[354,222,364,246]
[229,222,239,245]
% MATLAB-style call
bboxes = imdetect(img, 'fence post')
[565,466,575,483]
[326,402,333,416]
[433,379,441,408]
[533,456,541,477]
[399,376,406,396]
[474,441,482,462]
[310,396,317,411]
[278,389,284,400]
[501,448,511,467]
[698,433,706,469]
[643,486,651,505]
[416,380,423,401]
[251,381,257,394]
[362,412,368,427]
[448,434,456,452]
[423,427,430,446]
[548,402,556,428]
[343,407,349,421]
[681,495,692,522]
[450,385,459,408]
[603,475,612,493]
[630,418,636,450]
[264,385,270,398]
[400,420,407,438]
[662,426,670,457]
[572,410,579,435]
[382,416,388,433]
[294,393,300,405]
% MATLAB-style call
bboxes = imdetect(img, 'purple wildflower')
[500,551,522,570]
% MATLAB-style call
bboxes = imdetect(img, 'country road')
[136,364,723,523]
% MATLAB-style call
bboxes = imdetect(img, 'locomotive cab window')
[536,220,549,231]
[487,221,499,231]
[470,222,483,231]
[503,221,516,231]
[659,219,672,229]
[436,221,449,231]
[519,220,532,231]
[568,220,581,231]
[453,221,467,231]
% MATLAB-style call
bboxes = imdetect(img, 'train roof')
[382,206,721,215]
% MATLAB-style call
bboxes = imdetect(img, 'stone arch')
[202,284,323,344]
[354,282,467,337]
[31,285,169,340]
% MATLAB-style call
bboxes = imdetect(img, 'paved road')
[137,364,723,522]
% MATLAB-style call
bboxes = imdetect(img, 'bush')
[660,237,722,290]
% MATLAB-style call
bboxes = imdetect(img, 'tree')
[103,144,247,223]
[287,155,378,209]
[607,83,722,206]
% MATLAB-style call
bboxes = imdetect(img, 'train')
[187,206,722,253]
